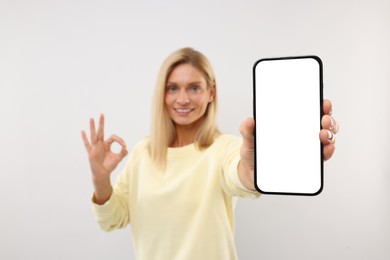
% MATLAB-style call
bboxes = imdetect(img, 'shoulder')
[214,133,242,146]
[126,137,151,162]
[132,137,150,151]
[208,133,242,153]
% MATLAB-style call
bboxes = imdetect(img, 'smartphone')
[253,56,324,196]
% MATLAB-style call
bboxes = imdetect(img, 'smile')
[175,108,194,113]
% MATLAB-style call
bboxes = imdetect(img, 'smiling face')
[165,63,215,129]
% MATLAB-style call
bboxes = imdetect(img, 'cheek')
[196,99,210,114]
[164,94,172,107]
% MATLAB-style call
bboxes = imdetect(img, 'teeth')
[176,109,192,113]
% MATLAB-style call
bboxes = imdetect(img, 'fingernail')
[327,130,335,143]
[333,119,339,133]
[329,116,334,131]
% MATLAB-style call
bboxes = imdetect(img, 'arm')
[237,117,256,191]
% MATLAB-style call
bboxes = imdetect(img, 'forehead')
[167,63,206,83]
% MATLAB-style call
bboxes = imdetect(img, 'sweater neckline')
[167,143,196,157]
[166,134,227,158]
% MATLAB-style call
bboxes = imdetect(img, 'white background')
[1,0,389,259]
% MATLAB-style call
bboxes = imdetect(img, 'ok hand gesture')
[81,114,128,204]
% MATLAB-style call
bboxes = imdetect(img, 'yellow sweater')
[92,134,260,260]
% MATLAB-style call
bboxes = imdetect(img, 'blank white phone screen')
[254,56,323,195]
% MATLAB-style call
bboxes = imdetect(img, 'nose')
[176,90,190,105]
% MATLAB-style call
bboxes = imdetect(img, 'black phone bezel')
[253,55,324,196]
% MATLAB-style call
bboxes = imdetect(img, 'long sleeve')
[92,191,130,231]
[91,152,133,231]
[220,135,260,199]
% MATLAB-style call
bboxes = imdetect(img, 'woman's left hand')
[319,99,339,161]
[238,99,339,190]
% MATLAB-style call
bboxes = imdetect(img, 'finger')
[323,143,335,161]
[319,129,336,144]
[105,135,128,159]
[97,113,105,141]
[240,117,255,149]
[323,99,332,115]
[81,130,92,152]
[321,115,339,134]
[239,117,255,138]
[239,117,255,148]
[107,134,127,147]
[119,145,128,158]
[90,118,97,143]
[331,117,339,134]
[105,134,127,153]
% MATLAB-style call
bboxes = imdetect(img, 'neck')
[171,119,204,147]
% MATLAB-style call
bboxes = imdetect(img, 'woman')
[81,47,338,260]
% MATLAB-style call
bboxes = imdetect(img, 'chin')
[173,120,195,126]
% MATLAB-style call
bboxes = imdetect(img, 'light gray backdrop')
[1,0,389,259]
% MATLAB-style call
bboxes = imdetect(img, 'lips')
[174,108,194,115]
[175,108,192,112]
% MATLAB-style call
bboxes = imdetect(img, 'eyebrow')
[166,81,204,85]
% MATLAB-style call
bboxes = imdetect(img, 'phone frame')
[253,55,324,196]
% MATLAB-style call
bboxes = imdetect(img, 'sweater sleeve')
[220,135,260,199]
[91,152,134,232]
[92,189,130,231]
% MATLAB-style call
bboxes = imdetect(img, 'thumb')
[240,117,255,147]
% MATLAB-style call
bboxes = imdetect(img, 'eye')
[190,86,201,92]
[166,86,177,92]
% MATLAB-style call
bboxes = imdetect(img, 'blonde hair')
[150,47,220,169]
